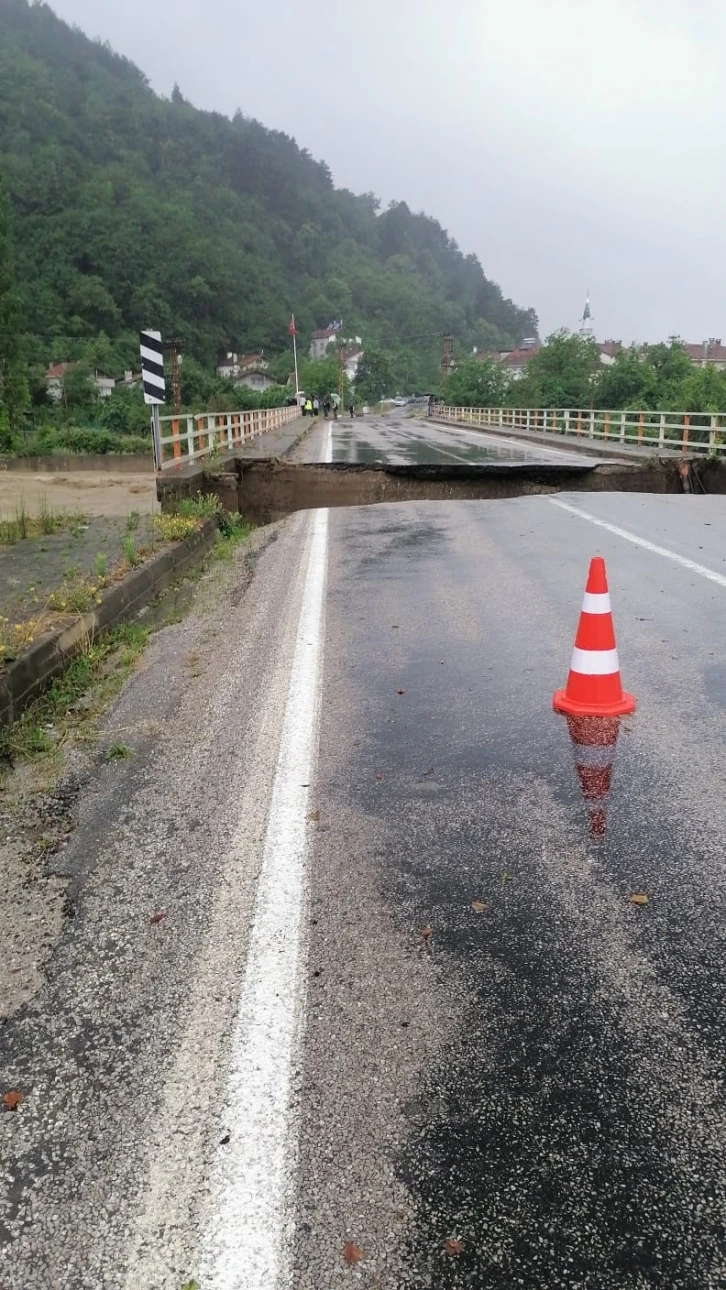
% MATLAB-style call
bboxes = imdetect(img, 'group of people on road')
[301,395,354,419]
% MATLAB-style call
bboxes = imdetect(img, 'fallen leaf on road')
[149,911,167,925]
[396,689,406,695]
[444,1238,463,1255]
[629,893,649,906]
[471,900,487,914]
[391,624,399,629]
[419,925,433,942]
[3,1091,23,1111]
[375,772,385,781]
[343,1241,364,1264]
[181,1280,200,1290]
[307,810,320,822]
[501,872,511,883]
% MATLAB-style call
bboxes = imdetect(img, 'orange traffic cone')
[566,714,621,840]
[553,556,635,717]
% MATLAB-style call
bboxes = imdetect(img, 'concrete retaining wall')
[0,519,217,728]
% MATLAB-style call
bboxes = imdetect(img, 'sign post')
[139,329,167,471]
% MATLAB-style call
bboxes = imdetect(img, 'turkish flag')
[288,315,296,336]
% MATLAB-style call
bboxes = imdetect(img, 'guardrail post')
[186,416,194,460]
[620,412,626,442]
[638,412,644,445]
[604,411,610,438]
[709,415,717,453]
[659,414,666,449]
[227,414,234,452]
[576,410,582,436]
[564,410,570,436]
[682,413,690,451]
[589,410,595,438]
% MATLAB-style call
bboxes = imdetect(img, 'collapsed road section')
[157,455,714,526]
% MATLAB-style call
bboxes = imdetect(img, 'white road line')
[320,418,333,464]
[549,498,726,589]
[200,508,329,1290]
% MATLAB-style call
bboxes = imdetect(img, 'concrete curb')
[0,518,218,729]
[430,415,678,464]
[282,415,319,458]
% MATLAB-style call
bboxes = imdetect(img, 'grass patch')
[0,623,149,777]
[0,502,89,547]
[48,575,105,614]
[105,742,133,763]
[154,513,199,542]
[122,535,139,567]
[126,510,140,532]
[94,552,107,579]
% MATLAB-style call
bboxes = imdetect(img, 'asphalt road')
[298,411,590,466]
[3,458,726,1287]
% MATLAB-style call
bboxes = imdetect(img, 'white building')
[45,363,116,400]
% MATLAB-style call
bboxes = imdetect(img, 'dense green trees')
[0,0,537,430]
[445,357,507,408]
[0,177,29,446]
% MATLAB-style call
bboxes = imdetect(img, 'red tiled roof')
[683,341,726,362]
[497,347,539,368]
[311,328,338,340]
[46,362,70,379]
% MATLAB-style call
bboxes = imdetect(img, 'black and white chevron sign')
[139,329,166,405]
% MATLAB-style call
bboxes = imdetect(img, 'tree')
[514,331,600,408]
[355,349,393,403]
[446,357,507,407]
[0,178,29,447]
[595,348,658,410]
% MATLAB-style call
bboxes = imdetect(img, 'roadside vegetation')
[0,495,253,781]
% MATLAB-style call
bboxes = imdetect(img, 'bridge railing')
[157,404,302,471]
[438,406,726,454]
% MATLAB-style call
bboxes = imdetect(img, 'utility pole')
[165,338,182,415]
[441,333,454,381]
[338,343,347,407]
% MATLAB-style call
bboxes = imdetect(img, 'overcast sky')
[49,0,726,343]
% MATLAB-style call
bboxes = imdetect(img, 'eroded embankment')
[157,457,713,525]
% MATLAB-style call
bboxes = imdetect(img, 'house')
[309,323,342,360]
[120,370,143,389]
[683,339,726,370]
[45,363,116,400]
[494,347,541,381]
[216,351,269,380]
[234,368,279,393]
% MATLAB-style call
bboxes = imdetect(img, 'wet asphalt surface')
[308,412,589,466]
[3,412,726,1287]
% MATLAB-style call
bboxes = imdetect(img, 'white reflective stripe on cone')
[580,592,612,615]
[573,746,616,768]
[570,647,620,676]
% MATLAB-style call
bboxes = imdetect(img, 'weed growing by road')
[0,624,149,776]
[94,552,107,579]
[38,496,59,535]
[16,499,28,540]
[123,535,139,567]
[126,510,140,532]
[154,513,199,542]
[105,742,133,763]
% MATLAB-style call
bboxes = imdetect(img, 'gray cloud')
[49,0,726,343]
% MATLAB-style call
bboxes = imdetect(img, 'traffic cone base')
[553,556,636,718]
[553,687,635,717]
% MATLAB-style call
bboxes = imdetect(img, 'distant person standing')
[305,397,313,417]
[313,396,320,417]
[323,397,331,418]
[348,400,355,419]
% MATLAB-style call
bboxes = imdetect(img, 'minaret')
[579,289,594,339]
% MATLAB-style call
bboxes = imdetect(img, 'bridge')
[4,403,726,1288]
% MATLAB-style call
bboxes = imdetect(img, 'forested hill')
[0,0,537,387]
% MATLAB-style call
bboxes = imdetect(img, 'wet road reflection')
[563,714,623,841]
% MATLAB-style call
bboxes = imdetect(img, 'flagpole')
[291,314,300,400]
